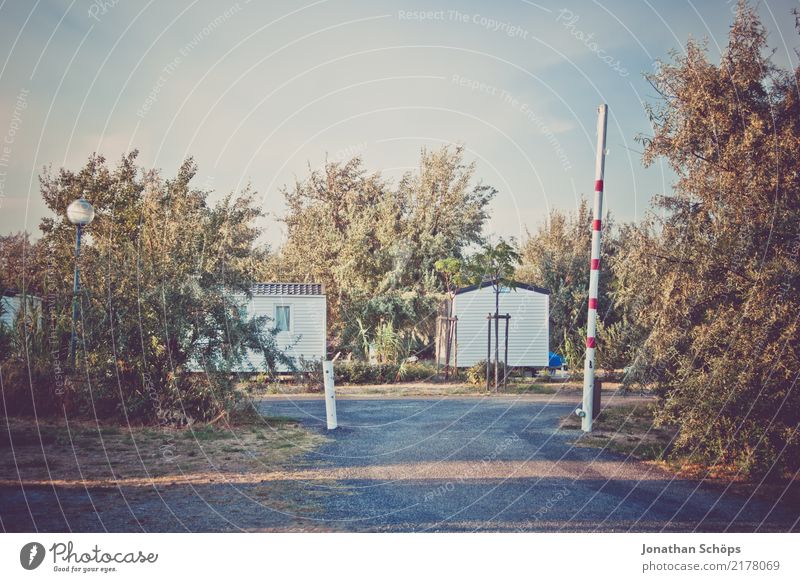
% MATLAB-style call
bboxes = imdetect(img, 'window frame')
[274,304,292,333]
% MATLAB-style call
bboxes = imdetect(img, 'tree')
[629,1,800,477]
[271,145,496,352]
[5,151,286,423]
[0,233,44,296]
[386,146,495,290]
[516,201,618,366]
[275,156,392,322]
[467,238,521,389]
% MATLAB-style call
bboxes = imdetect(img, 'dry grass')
[560,402,676,461]
[560,402,800,506]
[0,412,327,488]
[257,379,593,398]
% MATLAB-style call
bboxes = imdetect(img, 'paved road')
[259,397,798,532]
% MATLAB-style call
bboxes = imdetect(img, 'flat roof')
[454,280,550,296]
[250,282,325,296]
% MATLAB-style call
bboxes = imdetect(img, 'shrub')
[334,361,397,384]
[332,360,438,384]
[0,300,61,417]
[292,357,324,392]
[466,360,507,386]
[396,361,437,382]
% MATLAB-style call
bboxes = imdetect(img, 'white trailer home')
[234,282,326,372]
[437,281,550,369]
[1,292,43,329]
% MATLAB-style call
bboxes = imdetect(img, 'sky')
[0,0,798,248]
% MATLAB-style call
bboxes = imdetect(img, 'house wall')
[1,295,43,329]
[236,293,326,372]
[452,285,549,367]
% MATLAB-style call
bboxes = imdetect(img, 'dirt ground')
[0,413,333,531]
[6,383,790,532]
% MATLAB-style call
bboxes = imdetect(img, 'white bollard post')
[322,360,338,430]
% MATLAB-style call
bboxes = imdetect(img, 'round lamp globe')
[66,199,95,226]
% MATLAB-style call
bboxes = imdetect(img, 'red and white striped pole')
[581,104,608,432]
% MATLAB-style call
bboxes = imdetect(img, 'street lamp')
[66,195,95,369]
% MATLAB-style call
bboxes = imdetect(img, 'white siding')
[1,295,43,329]
[0,296,19,328]
[452,285,548,367]
[236,293,326,372]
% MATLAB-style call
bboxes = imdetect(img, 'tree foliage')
[271,145,495,355]
[623,2,800,477]
[516,201,620,364]
[2,152,284,423]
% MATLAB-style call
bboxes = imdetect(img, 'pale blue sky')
[0,0,798,247]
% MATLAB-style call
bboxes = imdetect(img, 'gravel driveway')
[3,396,796,532]
[259,396,798,532]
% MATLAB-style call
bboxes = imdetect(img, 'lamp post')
[66,196,95,369]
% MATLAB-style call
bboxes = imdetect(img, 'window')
[275,305,291,332]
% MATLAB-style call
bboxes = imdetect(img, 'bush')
[466,359,507,386]
[0,301,62,417]
[397,361,437,382]
[292,357,324,392]
[334,361,398,384]
[333,360,438,384]
[0,358,57,417]
[3,153,292,426]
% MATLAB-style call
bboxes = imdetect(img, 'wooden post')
[435,316,442,377]
[444,316,452,380]
[453,316,458,371]
[436,315,442,378]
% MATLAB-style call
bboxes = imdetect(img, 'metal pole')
[503,314,510,387]
[486,313,491,392]
[581,104,608,432]
[494,284,499,392]
[69,225,82,369]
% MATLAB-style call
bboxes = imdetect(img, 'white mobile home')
[1,292,43,329]
[437,281,549,369]
[235,282,326,372]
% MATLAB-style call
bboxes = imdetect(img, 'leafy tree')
[386,146,495,290]
[434,257,468,298]
[628,2,800,477]
[6,151,286,423]
[273,156,395,338]
[466,238,521,388]
[339,291,440,361]
[0,233,44,296]
[272,145,495,352]
[516,201,617,358]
